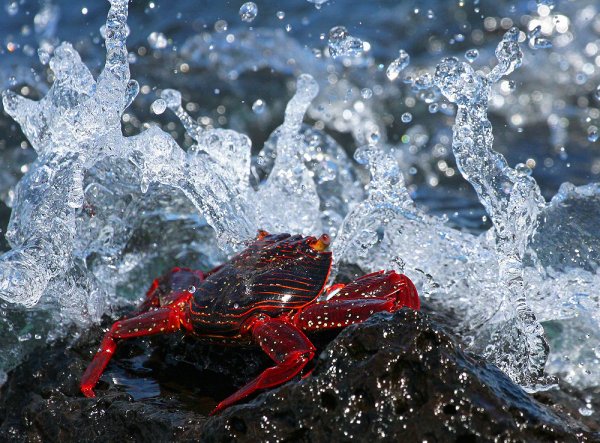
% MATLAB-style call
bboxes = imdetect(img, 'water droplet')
[354,145,373,164]
[18,333,31,342]
[214,19,228,32]
[428,103,439,113]
[307,0,329,7]
[328,26,347,45]
[328,26,364,59]
[579,405,593,416]
[8,76,17,86]
[515,163,532,176]
[147,31,167,49]
[532,37,552,50]
[401,112,413,123]
[386,49,410,81]
[595,85,600,101]
[360,88,373,99]
[528,25,541,40]
[5,1,18,15]
[465,48,479,63]
[368,131,380,144]
[575,72,587,85]
[414,73,433,90]
[588,128,599,143]
[252,99,266,114]
[276,11,285,20]
[426,9,435,19]
[151,99,167,114]
[239,2,258,22]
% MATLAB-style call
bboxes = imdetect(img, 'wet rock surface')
[0,309,597,442]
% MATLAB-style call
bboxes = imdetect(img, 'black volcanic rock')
[0,310,597,442]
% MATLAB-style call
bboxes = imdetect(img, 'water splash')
[386,49,410,81]
[255,74,322,234]
[239,2,258,23]
[0,0,336,312]
[433,28,549,384]
[333,139,416,268]
[0,0,249,313]
[328,26,364,59]
[0,0,134,307]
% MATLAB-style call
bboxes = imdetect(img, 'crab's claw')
[309,234,330,252]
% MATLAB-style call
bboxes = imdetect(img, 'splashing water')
[328,26,364,59]
[1,0,600,395]
[386,49,410,81]
[239,2,258,23]
[434,28,549,385]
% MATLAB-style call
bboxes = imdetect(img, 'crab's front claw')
[336,270,420,311]
[293,270,420,333]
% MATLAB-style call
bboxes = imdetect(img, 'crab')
[81,231,420,415]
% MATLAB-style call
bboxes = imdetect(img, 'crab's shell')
[186,233,332,340]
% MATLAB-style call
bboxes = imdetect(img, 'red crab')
[81,231,420,415]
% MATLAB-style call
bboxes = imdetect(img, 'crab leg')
[80,295,192,398]
[132,277,162,314]
[211,316,315,415]
[293,270,419,331]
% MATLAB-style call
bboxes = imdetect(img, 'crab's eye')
[309,234,330,252]
[257,229,270,240]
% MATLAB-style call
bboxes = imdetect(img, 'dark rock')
[534,382,600,435]
[0,310,597,442]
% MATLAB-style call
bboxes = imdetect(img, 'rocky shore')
[1,309,597,442]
